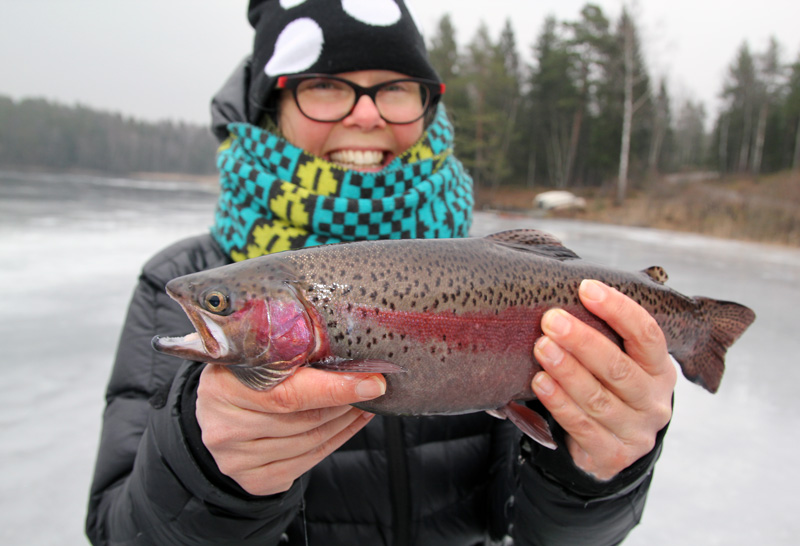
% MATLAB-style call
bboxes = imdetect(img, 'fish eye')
[203,290,229,314]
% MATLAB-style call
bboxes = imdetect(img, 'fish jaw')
[151,306,233,362]
[152,277,319,370]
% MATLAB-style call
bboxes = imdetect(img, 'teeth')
[329,150,384,167]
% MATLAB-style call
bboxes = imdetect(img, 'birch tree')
[615,7,650,204]
[750,37,784,177]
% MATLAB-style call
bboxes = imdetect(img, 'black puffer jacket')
[86,233,665,545]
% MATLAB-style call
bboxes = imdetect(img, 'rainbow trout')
[153,229,756,449]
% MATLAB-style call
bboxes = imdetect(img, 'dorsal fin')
[485,229,580,261]
[642,266,669,284]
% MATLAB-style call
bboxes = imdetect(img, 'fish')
[152,229,756,449]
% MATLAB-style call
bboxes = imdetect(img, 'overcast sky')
[2,0,798,127]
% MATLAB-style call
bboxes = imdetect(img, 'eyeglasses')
[276,74,445,124]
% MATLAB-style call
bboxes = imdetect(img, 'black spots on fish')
[388,352,394,358]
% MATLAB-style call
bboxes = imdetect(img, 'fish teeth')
[329,150,384,167]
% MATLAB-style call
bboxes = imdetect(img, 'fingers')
[535,306,653,411]
[229,410,376,496]
[203,364,387,413]
[195,364,386,496]
[529,280,677,479]
[578,279,675,382]
[532,336,638,442]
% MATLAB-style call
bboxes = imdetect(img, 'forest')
[427,6,800,203]
[2,3,799,200]
[0,96,217,175]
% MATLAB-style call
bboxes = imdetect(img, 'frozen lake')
[1,171,798,545]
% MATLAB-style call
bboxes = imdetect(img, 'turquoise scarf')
[211,106,473,261]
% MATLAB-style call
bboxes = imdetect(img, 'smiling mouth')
[329,149,387,170]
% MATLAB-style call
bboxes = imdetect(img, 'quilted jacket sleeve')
[85,235,304,545]
[510,400,668,545]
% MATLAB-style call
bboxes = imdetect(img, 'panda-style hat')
[246,0,440,123]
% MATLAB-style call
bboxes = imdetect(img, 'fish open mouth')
[151,301,231,362]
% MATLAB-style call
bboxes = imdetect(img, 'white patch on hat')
[265,18,324,76]
[342,0,401,27]
[279,0,308,8]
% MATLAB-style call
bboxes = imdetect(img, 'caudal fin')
[675,298,756,393]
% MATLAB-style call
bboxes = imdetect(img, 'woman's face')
[277,70,425,172]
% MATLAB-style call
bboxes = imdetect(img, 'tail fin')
[673,298,756,393]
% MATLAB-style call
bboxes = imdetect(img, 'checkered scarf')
[211,106,473,261]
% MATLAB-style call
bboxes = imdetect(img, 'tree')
[427,15,471,167]
[674,99,707,169]
[563,4,612,187]
[528,16,578,188]
[750,37,785,177]
[720,43,758,174]
[787,52,800,173]
[647,79,671,177]
[615,7,650,204]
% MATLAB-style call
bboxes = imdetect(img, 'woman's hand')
[196,365,386,496]
[531,279,677,481]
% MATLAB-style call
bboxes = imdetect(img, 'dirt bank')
[477,170,800,247]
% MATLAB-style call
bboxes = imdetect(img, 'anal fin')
[492,401,557,450]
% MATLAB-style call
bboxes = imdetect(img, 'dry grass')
[478,170,800,247]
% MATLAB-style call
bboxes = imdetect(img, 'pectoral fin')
[229,364,294,391]
[309,358,407,374]
[491,401,557,450]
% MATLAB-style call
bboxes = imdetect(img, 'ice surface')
[1,172,798,545]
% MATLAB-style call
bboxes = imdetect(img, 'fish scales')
[152,229,756,446]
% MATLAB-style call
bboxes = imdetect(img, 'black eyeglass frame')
[276,74,446,124]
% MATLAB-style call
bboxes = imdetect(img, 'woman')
[86,1,675,544]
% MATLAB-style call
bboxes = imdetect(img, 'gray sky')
[2,0,798,126]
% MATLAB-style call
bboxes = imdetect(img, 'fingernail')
[536,336,564,365]
[543,309,571,336]
[534,372,555,395]
[580,279,606,302]
[356,377,386,400]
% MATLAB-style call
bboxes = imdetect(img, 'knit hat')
[246,0,440,124]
